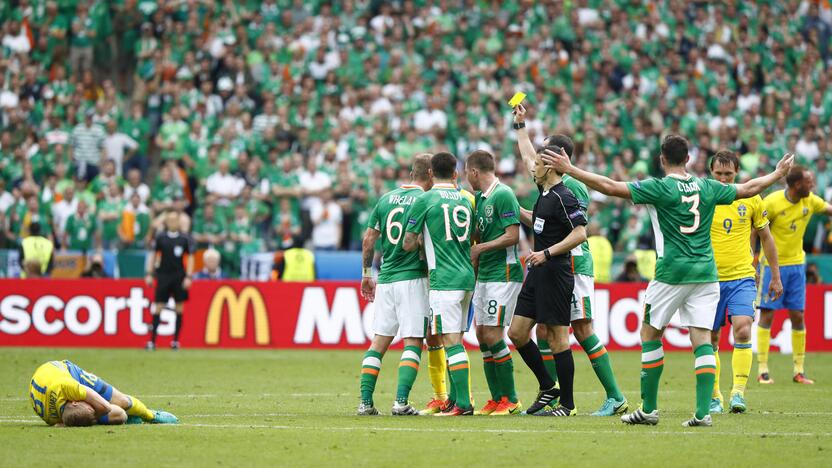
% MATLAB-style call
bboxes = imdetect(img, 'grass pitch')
[1,347,830,467]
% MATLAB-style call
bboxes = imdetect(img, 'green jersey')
[562,175,594,277]
[367,185,427,284]
[628,174,737,284]
[474,180,523,283]
[65,213,96,251]
[405,183,475,291]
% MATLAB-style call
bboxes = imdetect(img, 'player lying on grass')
[708,150,782,415]
[29,360,179,426]
[543,136,793,427]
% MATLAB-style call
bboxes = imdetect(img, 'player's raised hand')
[767,275,784,302]
[513,104,526,123]
[540,147,571,174]
[361,276,376,302]
[775,153,795,176]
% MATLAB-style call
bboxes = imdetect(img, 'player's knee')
[710,333,720,350]
[758,309,774,327]
[534,323,548,341]
[640,323,662,342]
[507,326,527,347]
[571,320,592,342]
[789,311,805,330]
[108,406,127,425]
[369,335,392,354]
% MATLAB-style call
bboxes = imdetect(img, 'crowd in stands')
[2,0,832,278]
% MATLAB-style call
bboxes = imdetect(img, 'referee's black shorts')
[515,258,574,326]
[154,273,188,303]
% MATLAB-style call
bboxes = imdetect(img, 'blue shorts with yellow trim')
[759,264,805,312]
[63,360,113,402]
[712,278,756,331]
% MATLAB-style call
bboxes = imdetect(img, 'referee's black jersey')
[531,182,588,258]
[153,231,193,277]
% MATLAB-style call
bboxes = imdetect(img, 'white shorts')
[642,280,720,330]
[473,281,522,327]
[570,274,595,322]
[373,278,430,338]
[429,290,474,335]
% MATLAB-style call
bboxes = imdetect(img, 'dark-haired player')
[544,135,793,427]
[515,107,627,417]
[708,150,782,414]
[465,150,522,416]
[757,165,832,386]
[403,152,476,416]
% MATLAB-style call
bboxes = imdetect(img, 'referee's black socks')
[174,314,183,341]
[553,349,575,409]
[516,341,556,390]
[150,315,161,343]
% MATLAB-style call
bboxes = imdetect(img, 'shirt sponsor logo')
[501,211,515,218]
[407,219,417,225]
[569,211,583,220]
[632,181,641,189]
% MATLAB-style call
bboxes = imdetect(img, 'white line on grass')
[171,423,832,438]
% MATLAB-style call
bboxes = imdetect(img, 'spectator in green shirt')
[63,199,96,253]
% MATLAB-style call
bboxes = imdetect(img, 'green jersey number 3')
[680,193,700,234]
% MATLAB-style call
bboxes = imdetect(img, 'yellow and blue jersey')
[29,361,88,425]
[711,195,769,281]
[29,360,113,425]
[762,190,827,266]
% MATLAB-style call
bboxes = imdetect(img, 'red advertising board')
[1,279,831,352]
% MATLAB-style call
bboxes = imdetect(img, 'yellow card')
[508,92,526,107]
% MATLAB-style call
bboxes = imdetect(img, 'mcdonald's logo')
[204,285,270,345]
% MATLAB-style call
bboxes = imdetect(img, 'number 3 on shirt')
[680,194,700,234]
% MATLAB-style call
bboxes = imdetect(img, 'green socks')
[579,334,623,401]
[446,344,472,409]
[694,344,717,419]
[480,343,500,402]
[360,350,383,406]
[537,338,558,383]
[490,340,518,403]
[640,340,663,413]
[396,346,422,404]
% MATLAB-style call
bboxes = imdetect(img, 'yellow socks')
[428,346,448,400]
[792,329,806,375]
[731,342,752,395]
[712,350,722,400]
[126,395,154,421]
[757,326,771,375]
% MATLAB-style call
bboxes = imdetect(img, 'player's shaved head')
[661,135,689,167]
[710,150,740,172]
[543,134,574,158]
[411,153,432,182]
[431,152,457,180]
[465,150,495,173]
[62,401,96,427]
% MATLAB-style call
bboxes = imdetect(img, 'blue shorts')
[712,278,756,331]
[64,360,113,402]
[758,264,805,312]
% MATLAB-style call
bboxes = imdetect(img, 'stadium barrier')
[1,279,831,352]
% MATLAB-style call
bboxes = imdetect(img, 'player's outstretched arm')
[758,225,783,301]
[513,104,537,177]
[540,149,631,199]
[735,153,794,199]
[360,228,381,302]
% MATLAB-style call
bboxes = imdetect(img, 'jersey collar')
[666,173,692,180]
[400,184,423,191]
[481,178,500,198]
[433,183,456,189]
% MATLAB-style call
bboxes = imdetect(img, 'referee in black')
[145,211,194,351]
[507,104,588,416]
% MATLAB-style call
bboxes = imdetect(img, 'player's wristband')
[543,249,552,261]
[513,122,525,130]
[362,267,373,278]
